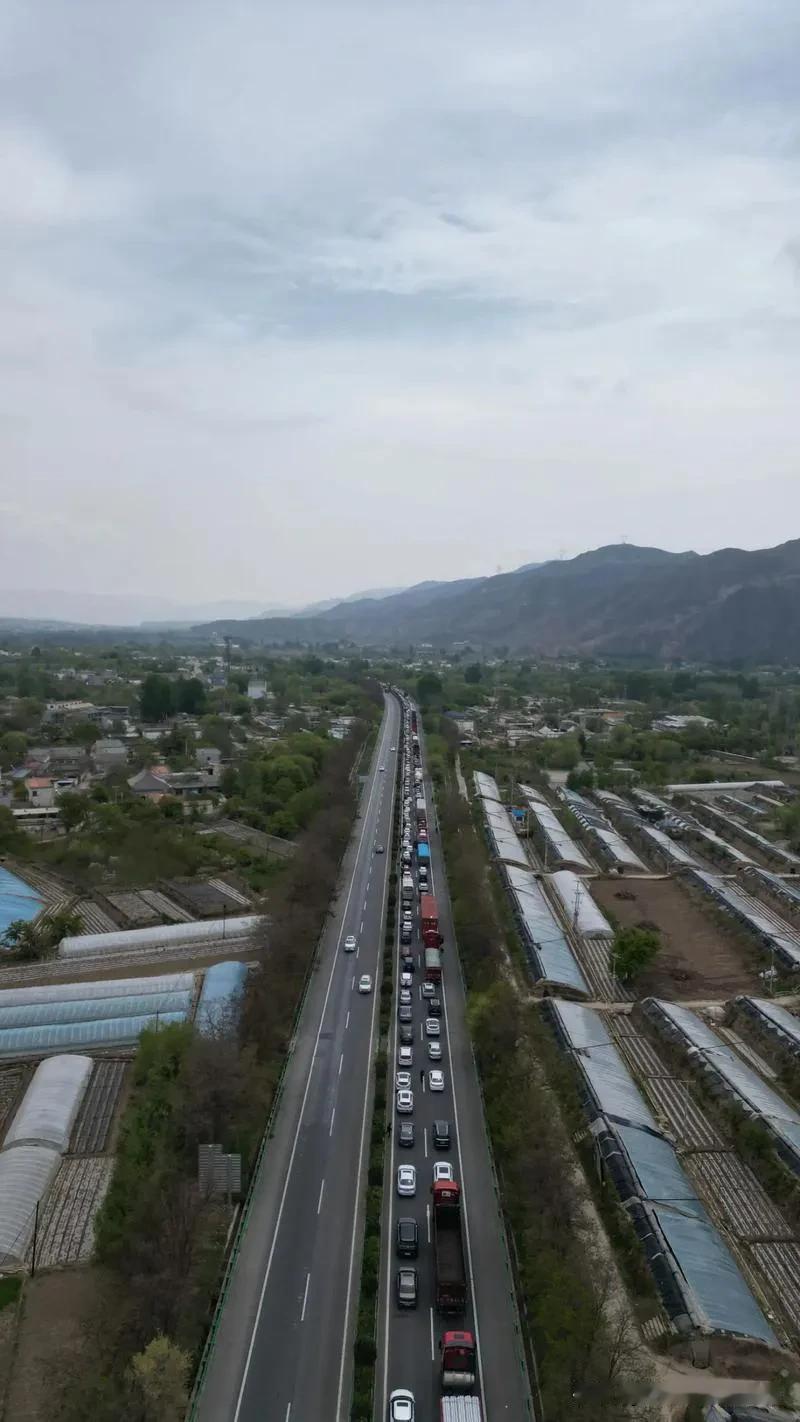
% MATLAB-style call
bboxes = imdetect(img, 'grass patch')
[0,1276,21,1311]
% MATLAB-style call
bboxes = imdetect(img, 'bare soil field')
[592,876,761,999]
[4,1269,98,1422]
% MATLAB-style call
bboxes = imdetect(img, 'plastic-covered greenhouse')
[481,801,529,869]
[59,915,262,959]
[522,798,592,872]
[0,990,193,1031]
[473,771,501,803]
[545,999,777,1346]
[4,1054,92,1151]
[196,961,248,1034]
[549,871,612,939]
[503,865,588,997]
[0,1012,188,1059]
[0,1144,61,1268]
[0,971,194,1008]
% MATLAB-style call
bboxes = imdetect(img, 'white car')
[343,935,357,953]
[395,1071,412,1091]
[432,1161,454,1184]
[421,982,435,998]
[379,765,386,772]
[398,1045,413,1067]
[399,988,412,1005]
[390,745,397,752]
[396,1089,414,1114]
[396,1164,416,1197]
[389,1390,415,1422]
[429,1070,445,1092]
[427,1041,442,1061]
[358,975,372,994]
[400,972,413,988]
[425,1018,440,1038]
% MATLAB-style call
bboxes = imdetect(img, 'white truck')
[440,1398,482,1421]
[401,872,414,906]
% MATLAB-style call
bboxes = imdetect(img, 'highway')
[196,694,400,1422]
[378,707,534,1419]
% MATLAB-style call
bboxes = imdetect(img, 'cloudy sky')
[1,0,799,614]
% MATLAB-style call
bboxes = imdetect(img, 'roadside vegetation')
[47,722,367,1420]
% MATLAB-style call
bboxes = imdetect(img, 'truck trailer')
[433,1180,468,1313]
[420,893,443,948]
[440,1399,482,1422]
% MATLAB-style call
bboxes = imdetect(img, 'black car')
[396,1267,418,1308]
[401,955,415,973]
[396,1217,418,1258]
[433,1119,451,1150]
[398,1120,415,1148]
[398,1004,413,1023]
[400,927,412,945]
[428,997,442,1017]
[398,1024,414,1045]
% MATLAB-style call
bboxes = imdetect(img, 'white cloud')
[0,0,799,606]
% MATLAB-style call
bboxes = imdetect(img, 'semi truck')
[424,946,442,983]
[433,1180,467,1313]
[420,893,443,948]
[440,1329,478,1392]
[417,841,431,867]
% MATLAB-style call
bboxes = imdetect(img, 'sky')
[1,0,800,615]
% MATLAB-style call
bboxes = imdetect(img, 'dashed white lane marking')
[339,1052,344,1076]
[329,1107,336,1136]
[317,1179,325,1215]
[301,1272,311,1322]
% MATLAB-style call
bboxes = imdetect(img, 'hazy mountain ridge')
[194,541,800,659]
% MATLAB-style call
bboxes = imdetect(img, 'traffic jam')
[388,695,482,1422]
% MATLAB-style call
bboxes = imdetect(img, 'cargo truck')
[424,946,442,983]
[416,841,431,867]
[401,873,414,906]
[420,893,443,948]
[440,1397,482,1422]
[433,1179,467,1313]
[440,1329,478,1393]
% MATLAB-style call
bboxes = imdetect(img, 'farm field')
[592,875,762,999]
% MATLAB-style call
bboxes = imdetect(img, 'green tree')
[175,677,208,715]
[70,720,99,748]
[0,730,27,769]
[416,672,443,707]
[464,663,483,684]
[58,791,91,831]
[127,1335,191,1422]
[140,673,175,723]
[0,805,25,854]
[612,925,660,983]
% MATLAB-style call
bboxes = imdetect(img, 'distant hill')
[194,541,800,660]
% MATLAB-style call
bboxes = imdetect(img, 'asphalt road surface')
[377,713,534,1421]
[197,695,400,1422]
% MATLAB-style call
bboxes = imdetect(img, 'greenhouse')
[521,797,592,872]
[732,996,800,1063]
[0,1144,61,1269]
[687,870,800,970]
[0,971,194,1009]
[0,1011,188,1059]
[642,998,800,1175]
[0,989,193,1032]
[196,961,249,1034]
[546,999,777,1346]
[559,790,646,872]
[692,800,800,872]
[480,800,529,869]
[636,825,699,871]
[59,914,262,958]
[549,871,612,938]
[4,1054,92,1151]
[473,771,501,803]
[503,866,588,998]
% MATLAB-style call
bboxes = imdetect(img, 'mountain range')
[195,541,800,661]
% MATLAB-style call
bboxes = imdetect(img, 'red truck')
[433,1180,468,1313]
[441,1329,478,1392]
[420,893,443,949]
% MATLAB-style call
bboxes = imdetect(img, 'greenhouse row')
[686,870,800,972]
[636,824,700,871]
[59,914,262,959]
[502,865,588,998]
[0,1055,93,1268]
[731,996,800,1065]
[517,787,592,872]
[544,999,777,1347]
[559,790,646,873]
[740,865,800,922]
[479,798,529,870]
[196,960,249,1034]
[472,771,501,803]
[549,870,612,939]
[0,970,196,1058]
[641,998,800,1176]
[688,799,800,873]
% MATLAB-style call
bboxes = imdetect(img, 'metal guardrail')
[186,737,374,1420]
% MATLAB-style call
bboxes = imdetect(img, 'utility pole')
[30,1199,40,1277]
